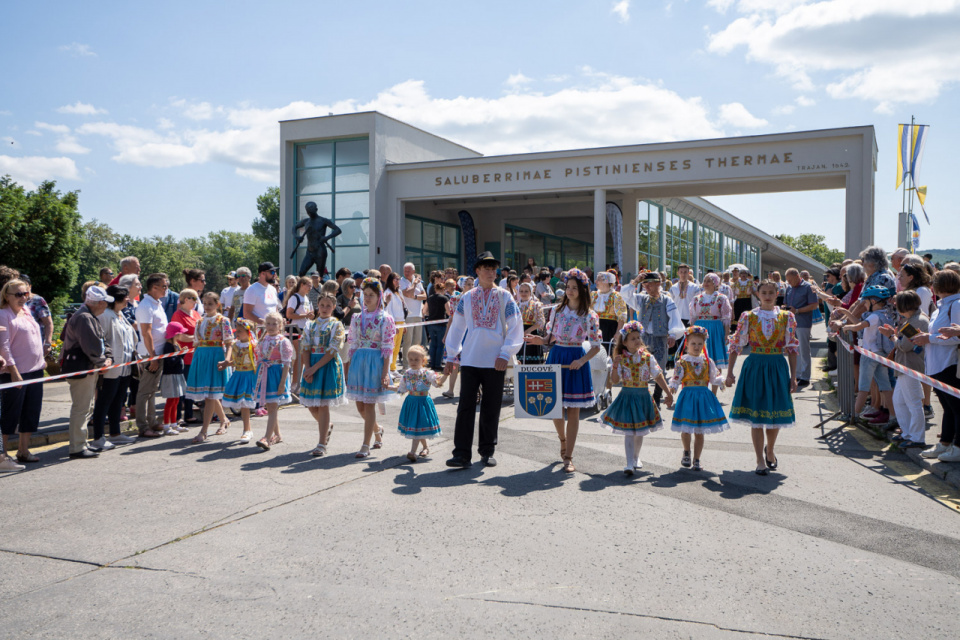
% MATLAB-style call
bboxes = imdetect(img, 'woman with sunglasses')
[0,279,45,466]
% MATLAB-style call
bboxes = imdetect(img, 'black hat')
[474,251,500,268]
[258,262,276,273]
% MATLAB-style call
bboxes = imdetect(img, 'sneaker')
[0,457,25,472]
[91,437,115,451]
[162,426,180,436]
[108,434,137,444]
[921,442,950,459]
[938,445,960,462]
[681,451,692,468]
[924,405,934,418]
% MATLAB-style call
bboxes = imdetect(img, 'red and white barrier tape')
[838,337,960,400]
[0,348,195,391]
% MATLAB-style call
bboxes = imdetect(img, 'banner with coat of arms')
[514,365,563,420]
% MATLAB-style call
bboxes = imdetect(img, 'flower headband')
[685,325,709,338]
[565,268,589,287]
[620,320,644,337]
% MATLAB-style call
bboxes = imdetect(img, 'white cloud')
[57,101,107,115]
[717,102,769,128]
[707,1,960,109]
[612,1,631,23]
[59,42,96,57]
[0,155,80,189]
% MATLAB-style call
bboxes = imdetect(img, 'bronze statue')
[291,201,342,278]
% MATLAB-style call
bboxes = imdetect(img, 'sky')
[2,0,959,253]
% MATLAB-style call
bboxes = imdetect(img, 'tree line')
[0,176,280,313]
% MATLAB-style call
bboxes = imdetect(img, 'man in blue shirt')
[784,268,819,388]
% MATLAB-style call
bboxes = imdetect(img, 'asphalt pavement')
[2,324,959,639]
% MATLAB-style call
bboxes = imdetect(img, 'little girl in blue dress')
[602,321,674,475]
[395,345,447,462]
[670,325,729,472]
[221,318,258,444]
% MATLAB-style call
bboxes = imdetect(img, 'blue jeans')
[425,323,446,371]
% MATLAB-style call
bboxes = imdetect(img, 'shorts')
[858,356,892,393]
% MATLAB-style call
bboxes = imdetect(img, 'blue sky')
[2,0,959,252]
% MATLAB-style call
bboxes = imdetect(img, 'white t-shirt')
[243,281,279,321]
[221,285,238,310]
[285,292,313,329]
[134,294,168,356]
[398,276,425,318]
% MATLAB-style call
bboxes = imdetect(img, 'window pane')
[405,218,421,248]
[335,191,369,219]
[335,165,369,192]
[298,195,332,220]
[443,226,459,253]
[337,219,370,245]
[298,168,332,195]
[298,143,333,168]
[333,245,370,274]
[336,139,369,166]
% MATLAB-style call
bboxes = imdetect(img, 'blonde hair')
[0,279,27,309]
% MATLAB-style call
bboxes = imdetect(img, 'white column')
[621,196,639,280]
[594,189,606,273]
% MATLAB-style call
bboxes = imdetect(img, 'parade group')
[2,244,959,478]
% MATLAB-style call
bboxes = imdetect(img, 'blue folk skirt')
[694,319,728,366]
[300,352,346,407]
[398,395,442,439]
[730,353,795,429]
[185,346,231,400]
[671,386,730,434]
[345,348,394,404]
[546,345,595,409]
[222,370,257,409]
[601,387,662,435]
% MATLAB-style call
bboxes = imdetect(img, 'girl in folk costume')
[690,272,733,392]
[221,318,258,444]
[345,277,397,459]
[253,311,295,450]
[517,282,546,365]
[299,293,347,456]
[395,345,447,461]
[187,292,235,444]
[602,321,674,476]
[525,268,602,473]
[725,280,799,476]
[621,270,685,407]
[669,326,729,471]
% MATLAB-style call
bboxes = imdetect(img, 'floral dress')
[601,349,663,435]
[728,308,799,429]
[300,317,347,407]
[545,306,602,408]
[397,368,442,439]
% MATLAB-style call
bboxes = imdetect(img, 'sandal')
[214,422,230,436]
[372,429,383,449]
[406,452,418,462]
[355,445,371,459]
[418,446,430,458]
[191,433,208,444]
[311,443,327,457]
[256,437,271,451]
[562,457,576,473]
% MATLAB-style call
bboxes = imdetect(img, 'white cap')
[85,285,114,303]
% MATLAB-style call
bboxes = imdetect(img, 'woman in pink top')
[0,279,46,464]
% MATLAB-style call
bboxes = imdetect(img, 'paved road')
[3,326,959,639]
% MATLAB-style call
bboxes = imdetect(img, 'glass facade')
[405,216,461,276]
[293,137,370,276]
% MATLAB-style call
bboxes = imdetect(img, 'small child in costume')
[601,321,674,476]
[670,326,729,471]
[221,318,258,444]
[394,345,447,462]
[159,322,188,436]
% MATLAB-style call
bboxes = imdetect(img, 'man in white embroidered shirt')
[444,252,524,468]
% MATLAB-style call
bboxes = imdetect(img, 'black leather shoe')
[445,457,470,468]
[481,456,497,467]
[69,448,99,459]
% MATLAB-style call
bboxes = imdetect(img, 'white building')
[279,112,877,280]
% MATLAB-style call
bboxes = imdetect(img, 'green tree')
[75,218,121,297]
[0,176,82,304]
[252,186,280,265]
[775,233,845,267]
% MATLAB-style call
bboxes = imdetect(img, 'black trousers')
[453,366,505,460]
